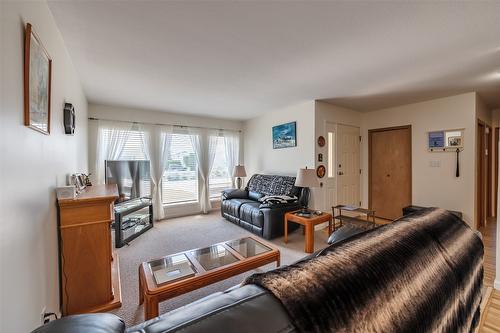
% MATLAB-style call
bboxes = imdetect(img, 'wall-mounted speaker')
[64,103,75,135]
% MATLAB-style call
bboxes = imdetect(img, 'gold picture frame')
[24,23,52,135]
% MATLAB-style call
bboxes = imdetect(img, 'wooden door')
[337,124,360,206]
[476,122,485,228]
[369,126,412,220]
[495,127,499,217]
[487,125,492,218]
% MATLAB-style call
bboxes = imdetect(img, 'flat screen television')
[105,160,151,203]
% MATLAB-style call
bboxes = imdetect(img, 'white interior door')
[337,124,360,206]
[324,123,337,210]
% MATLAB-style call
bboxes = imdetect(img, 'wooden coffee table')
[284,210,333,253]
[138,236,280,320]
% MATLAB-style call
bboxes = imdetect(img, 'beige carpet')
[109,211,329,327]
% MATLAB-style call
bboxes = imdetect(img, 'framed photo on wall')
[272,121,297,149]
[24,23,52,135]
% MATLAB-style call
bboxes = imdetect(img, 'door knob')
[386,174,390,177]
[338,171,344,175]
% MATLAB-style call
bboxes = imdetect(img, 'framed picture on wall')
[24,23,52,135]
[272,121,297,149]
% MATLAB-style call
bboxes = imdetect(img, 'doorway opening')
[323,123,360,211]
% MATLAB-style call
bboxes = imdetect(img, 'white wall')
[314,101,362,211]
[243,101,316,196]
[493,109,500,127]
[476,95,493,126]
[360,93,477,226]
[0,2,88,332]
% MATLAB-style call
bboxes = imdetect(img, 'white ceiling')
[47,1,500,119]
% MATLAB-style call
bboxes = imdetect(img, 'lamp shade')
[233,165,247,177]
[295,168,320,188]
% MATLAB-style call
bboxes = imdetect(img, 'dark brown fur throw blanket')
[244,208,483,333]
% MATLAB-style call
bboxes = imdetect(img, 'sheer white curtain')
[141,124,172,220]
[95,120,134,184]
[223,131,240,188]
[190,128,218,213]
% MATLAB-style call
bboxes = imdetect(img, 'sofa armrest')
[222,189,248,200]
[260,203,301,239]
[32,314,125,333]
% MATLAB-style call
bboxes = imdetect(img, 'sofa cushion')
[127,285,294,333]
[327,224,370,245]
[240,202,264,228]
[222,199,254,219]
[248,191,264,201]
[222,189,248,200]
[247,174,297,197]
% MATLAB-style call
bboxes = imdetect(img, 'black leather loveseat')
[221,174,306,239]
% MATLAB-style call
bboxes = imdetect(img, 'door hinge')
[359,136,362,142]
[359,169,362,174]
[359,201,362,206]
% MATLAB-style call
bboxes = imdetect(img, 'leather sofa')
[221,174,306,239]
[32,209,481,333]
[33,284,295,333]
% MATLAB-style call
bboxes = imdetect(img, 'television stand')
[113,197,153,248]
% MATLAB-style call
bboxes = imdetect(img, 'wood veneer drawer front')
[61,223,112,314]
[59,202,114,226]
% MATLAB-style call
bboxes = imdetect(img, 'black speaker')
[64,103,75,134]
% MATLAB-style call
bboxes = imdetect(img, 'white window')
[161,133,199,205]
[209,136,232,198]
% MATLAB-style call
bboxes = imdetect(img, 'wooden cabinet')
[57,184,122,315]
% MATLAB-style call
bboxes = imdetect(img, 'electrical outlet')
[40,306,46,325]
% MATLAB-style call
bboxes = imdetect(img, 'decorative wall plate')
[316,165,326,178]
[317,136,325,147]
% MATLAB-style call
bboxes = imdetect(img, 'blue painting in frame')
[272,121,297,149]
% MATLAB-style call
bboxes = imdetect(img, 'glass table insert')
[148,253,197,285]
[226,237,272,258]
[190,244,239,271]
[139,236,280,320]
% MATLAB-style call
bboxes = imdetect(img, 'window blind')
[162,133,199,205]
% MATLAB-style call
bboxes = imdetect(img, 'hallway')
[480,217,497,288]
[477,217,499,332]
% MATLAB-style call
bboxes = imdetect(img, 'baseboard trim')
[494,279,500,290]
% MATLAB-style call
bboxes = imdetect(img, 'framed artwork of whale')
[272,121,297,149]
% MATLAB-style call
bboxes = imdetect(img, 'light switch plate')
[429,160,441,167]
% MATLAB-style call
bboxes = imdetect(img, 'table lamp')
[295,167,320,213]
[233,165,247,189]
